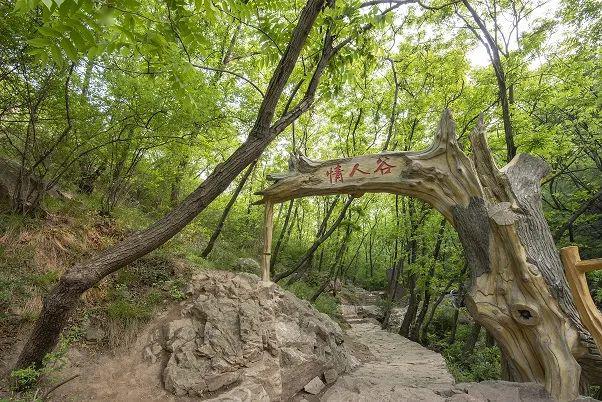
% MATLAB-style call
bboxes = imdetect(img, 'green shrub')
[314,294,339,317]
[441,323,501,383]
[106,283,156,326]
[165,279,186,301]
[10,366,41,391]
[286,281,340,318]
[107,299,153,324]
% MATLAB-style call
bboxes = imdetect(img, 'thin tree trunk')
[554,188,602,241]
[462,323,482,355]
[449,307,460,345]
[16,0,328,370]
[382,257,402,329]
[421,263,468,345]
[368,231,374,278]
[461,0,516,162]
[419,277,454,345]
[201,161,256,258]
[270,199,294,274]
[400,273,419,337]
[383,58,399,151]
[274,197,353,282]
[285,197,339,284]
[170,158,188,207]
[410,219,446,340]
[311,217,352,302]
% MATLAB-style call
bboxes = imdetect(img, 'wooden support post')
[261,201,274,282]
[560,246,602,354]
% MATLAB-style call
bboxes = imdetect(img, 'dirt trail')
[321,303,455,401]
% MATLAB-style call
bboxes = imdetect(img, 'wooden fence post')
[261,201,274,282]
[560,246,602,354]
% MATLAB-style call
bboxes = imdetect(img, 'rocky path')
[321,303,456,401]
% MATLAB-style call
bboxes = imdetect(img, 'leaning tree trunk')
[201,161,256,258]
[257,110,602,400]
[15,0,328,371]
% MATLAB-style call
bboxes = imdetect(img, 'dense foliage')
[0,0,600,392]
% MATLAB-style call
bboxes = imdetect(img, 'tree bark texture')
[400,273,420,338]
[257,110,602,400]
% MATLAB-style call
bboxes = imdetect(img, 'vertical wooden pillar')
[261,201,274,282]
[560,246,602,354]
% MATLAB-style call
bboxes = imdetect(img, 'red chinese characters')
[326,164,344,183]
[325,158,396,185]
[374,157,396,175]
[349,163,370,177]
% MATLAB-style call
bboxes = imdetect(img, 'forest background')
[0,0,600,391]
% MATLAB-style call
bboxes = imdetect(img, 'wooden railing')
[560,246,602,353]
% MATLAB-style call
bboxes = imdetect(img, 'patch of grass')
[107,299,153,323]
[165,279,186,301]
[29,271,60,290]
[106,283,155,326]
[102,280,167,347]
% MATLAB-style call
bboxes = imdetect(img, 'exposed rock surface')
[322,304,455,401]
[0,157,66,211]
[304,377,325,395]
[144,270,357,400]
[445,381,553,401]
[331,296,598,402]
[233,258,261,276]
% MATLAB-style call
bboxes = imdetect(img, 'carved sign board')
[258,153,420,204]
[322,155,401,183]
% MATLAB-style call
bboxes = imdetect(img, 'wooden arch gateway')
[256,110,602,401]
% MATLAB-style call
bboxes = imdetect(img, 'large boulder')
[144,270,357,400]
[0,157,68,212]
[233,258,261,276]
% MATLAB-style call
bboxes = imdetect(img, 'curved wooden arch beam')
[256,110,602,401]
[257,109,482,223]
[561,246,602,354]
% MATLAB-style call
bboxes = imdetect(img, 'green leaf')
[60,37,78,61]
[28,37,51,48]
[68,29,87,51]
[49,43,63,65]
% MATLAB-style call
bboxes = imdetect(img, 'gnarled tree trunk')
[257,110,602,400]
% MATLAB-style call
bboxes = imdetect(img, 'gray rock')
[356,305,383,321]
[234,258,261,276]
[448,381,554,402]
[324,368,338,384]
[304,376,326,395]
[152,270,355,399]
[84,325,105,342]
[0,157,66,211]
[206,381,269,402]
